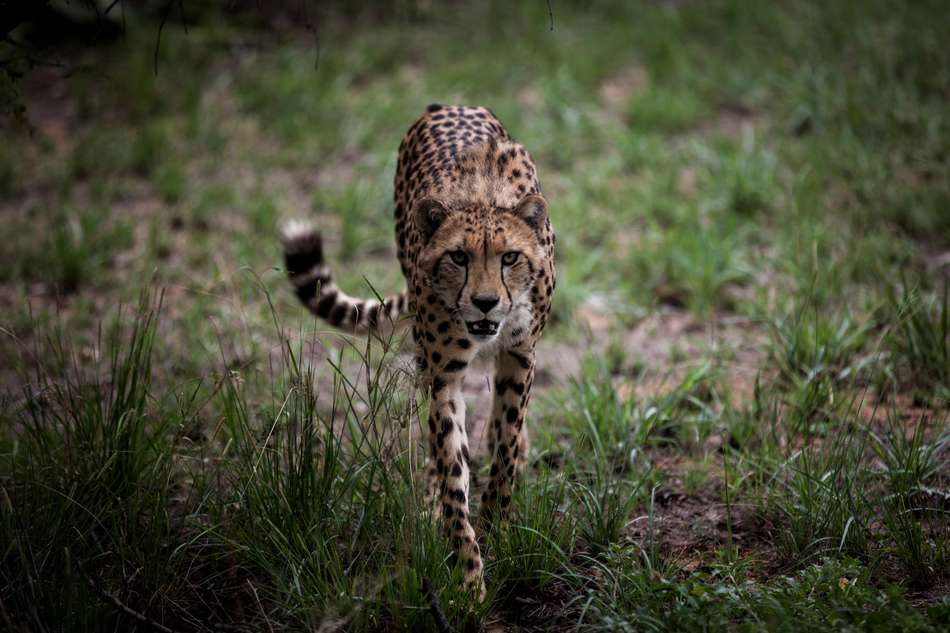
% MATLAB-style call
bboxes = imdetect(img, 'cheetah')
[281,104,556,595]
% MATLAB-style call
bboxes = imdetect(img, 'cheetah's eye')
[502,251,521,266]
[449,250,468,266]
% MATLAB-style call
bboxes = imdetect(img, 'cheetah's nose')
[471,295,500,314]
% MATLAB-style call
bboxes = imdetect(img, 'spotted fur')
[282,104,556,597]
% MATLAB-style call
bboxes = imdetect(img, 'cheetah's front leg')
[426,369,485,598]
[481,347,535,524]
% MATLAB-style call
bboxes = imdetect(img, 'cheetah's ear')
[511,195,548,232]
[414,197,450,240]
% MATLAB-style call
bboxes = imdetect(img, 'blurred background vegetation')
[1,1,948,631]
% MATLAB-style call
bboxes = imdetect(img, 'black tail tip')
[281,220,324,275]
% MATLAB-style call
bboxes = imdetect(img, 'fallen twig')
[86,576,184,633]
[422,577,454,633]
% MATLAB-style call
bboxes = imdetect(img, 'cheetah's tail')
[280,219,410,336]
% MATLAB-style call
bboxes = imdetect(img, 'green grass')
[580,553,949,633]
[885,281,950,401]
[0,204,134,293]
[2,0,949,630]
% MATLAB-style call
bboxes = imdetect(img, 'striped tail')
[281,220,410,336]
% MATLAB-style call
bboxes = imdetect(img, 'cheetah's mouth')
[465,319,499,337]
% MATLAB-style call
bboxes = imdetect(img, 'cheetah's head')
[414,195,549,342]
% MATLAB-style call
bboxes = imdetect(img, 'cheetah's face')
[417,196,549,341]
